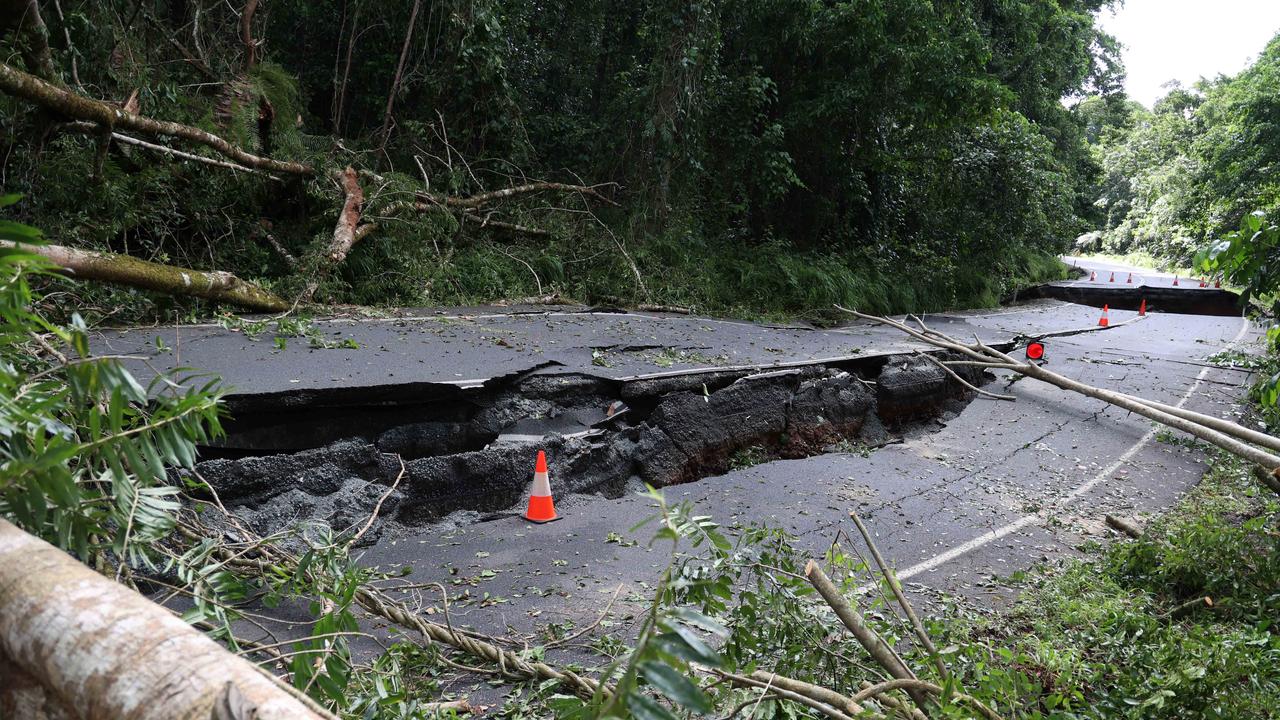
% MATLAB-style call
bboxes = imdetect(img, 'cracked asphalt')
[346,263,1260,654]
[107,257,1262,685]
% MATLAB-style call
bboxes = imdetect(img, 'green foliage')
[0,197,223,562]
[1089,32,1280,267]
[3,0,1115,319]
[943,453,1280,718]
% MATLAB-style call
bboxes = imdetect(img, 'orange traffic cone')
[523,450,559,523]
[1109,271,1115,282]
[1199,278,1207,288]
[1138,298,1146,316]
[1089,270,1097,281]
[1098,304,1110,327]
[1126,272,1133,284]
[1173,276,1180,286]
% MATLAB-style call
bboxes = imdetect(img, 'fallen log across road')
[0,519,333,720]
[839,307,1280,486]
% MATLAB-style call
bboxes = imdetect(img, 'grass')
[360,223,1072,323]
[937,452,1280,718]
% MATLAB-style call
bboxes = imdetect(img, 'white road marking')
[889,314,1253,583]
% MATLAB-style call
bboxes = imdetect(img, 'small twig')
[545,583,623,648]
[1104,514,1143,539]
[916,352,1015,401]
[347,455,405,545]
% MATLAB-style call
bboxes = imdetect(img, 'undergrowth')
[935,452,1280,718]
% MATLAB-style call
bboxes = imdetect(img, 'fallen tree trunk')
[0,61,312,175]
[840,308,1280,472]
[3,240,289,312]
[0,519,331,720]
[299,166,363,303]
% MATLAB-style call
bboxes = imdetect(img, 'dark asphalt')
[95,303,1064,397]
[345,260,1259,660]
[116,256,1261,694]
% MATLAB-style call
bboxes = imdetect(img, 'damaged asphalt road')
[95,263,1262,687]
[354,302,1259,646]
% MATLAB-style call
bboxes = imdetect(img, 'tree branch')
[422,181,619,208]
[0,61,312,175]
[2,240,289,312]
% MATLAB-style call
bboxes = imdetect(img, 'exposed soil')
[186,355,987,544]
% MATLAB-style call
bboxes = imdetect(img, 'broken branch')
[848,510,949,681]
[2,240,289,312]
[0,61,312,175]
[840,308,1280,472]
[803,560,933,711]
[299,166,365,304]
[422,181,618,209]
[1104,514,1143,539]
[62,121,280,178]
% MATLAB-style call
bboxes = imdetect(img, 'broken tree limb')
[1251,466,1280,496]
[299,166,364,304]
[62,121,281,178]
[1104,514,1143,538]
[327,166,365,264]
[840,308,1280,472]
[423,181,619,209]
[0,61,313,175]
[916,352,1015,402]
[804,560,934,711]
[742,671,871,718]
[850,679,1005,720]
[1160,596,1214,620]
[0,519,330,720]
[1119,393,1280,455]
[2,240,289,311]
[710,670,860,720]
[848,510,949,682]
[461,210,551,237]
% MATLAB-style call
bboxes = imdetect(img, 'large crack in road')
[187,354,988,545]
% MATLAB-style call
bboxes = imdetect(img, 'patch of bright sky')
[1097,0,1280,107]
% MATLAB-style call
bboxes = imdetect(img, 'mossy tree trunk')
[3,240,290,312]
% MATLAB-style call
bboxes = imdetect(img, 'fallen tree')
[840,307,1280,486]
[0,61,312,175]
[0,519,332,720]
[4,240,290,312]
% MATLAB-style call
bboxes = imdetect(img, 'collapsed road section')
[189,354,988,542]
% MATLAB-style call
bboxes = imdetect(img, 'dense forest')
[1,0,1123,319]
[1081,31,1280,269]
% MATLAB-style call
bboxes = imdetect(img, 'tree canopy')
[1,0,1120,317]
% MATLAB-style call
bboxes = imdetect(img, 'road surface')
[103,256,1262,674]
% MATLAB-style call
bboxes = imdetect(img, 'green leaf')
[640,661,712,714]
[626,691,678,720]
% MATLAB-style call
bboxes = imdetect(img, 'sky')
[1097,0,1280,107]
